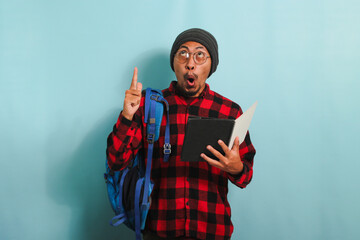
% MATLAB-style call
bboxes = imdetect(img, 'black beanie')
[170,28,219,78]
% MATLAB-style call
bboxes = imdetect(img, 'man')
[106,28,256,240]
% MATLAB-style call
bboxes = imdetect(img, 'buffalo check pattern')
[107,81,256,240]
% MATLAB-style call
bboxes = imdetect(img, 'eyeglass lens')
[176,51,208,64]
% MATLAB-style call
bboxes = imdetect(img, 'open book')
[181,101,258,162]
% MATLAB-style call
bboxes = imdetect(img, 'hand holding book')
[181,101,257,163]
[200,136,244,175]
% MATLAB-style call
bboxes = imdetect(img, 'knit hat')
[170,28,219,78]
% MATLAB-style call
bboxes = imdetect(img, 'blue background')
[1,0,359,239]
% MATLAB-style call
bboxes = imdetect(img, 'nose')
[185,55,195,70]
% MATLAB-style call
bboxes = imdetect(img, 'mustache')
[184,73,198,79]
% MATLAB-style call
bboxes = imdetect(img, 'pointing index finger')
[130,67,138,90]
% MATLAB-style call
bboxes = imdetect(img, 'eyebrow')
[179,45,205,50]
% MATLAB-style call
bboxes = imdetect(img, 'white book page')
[229,101,258,148]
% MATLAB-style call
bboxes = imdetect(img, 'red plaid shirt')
[106,81,256,240]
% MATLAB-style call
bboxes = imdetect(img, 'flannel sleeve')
[106,101,144,171]
[227,103,256,188]
[227,131,256,188]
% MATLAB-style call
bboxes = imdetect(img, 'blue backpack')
[104,88,171,240]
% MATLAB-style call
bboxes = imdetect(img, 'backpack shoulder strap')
[142,87,171,203]
[144,88,171,162]
[134,88,171,240]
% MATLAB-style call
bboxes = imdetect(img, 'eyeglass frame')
[174,49,211,65]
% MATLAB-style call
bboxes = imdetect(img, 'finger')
[206,145,226,163]
[217,139,231,156]
[130,67,138,90]
[201,153,225,170]
[231,136,240,151]
[125,89,142,98]
[137,82,143,93]
[126,94,141,105]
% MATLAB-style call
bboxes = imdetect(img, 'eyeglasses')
[175,50,210,65]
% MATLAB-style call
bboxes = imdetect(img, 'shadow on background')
[46,50,173,239]
[46,110,134,240]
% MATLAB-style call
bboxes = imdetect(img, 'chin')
[184,90,198,97]
[176,83,198,97]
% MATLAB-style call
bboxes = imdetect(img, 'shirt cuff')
[115,112,139,135]
[119,112,134,127]
[228,169,244,181]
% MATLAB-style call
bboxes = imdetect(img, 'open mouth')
[185,73,196,86]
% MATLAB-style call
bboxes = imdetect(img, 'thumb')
[137,82,143,92]
[232,136,240,151]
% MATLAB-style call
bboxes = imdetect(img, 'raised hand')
[122,67,143,120]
